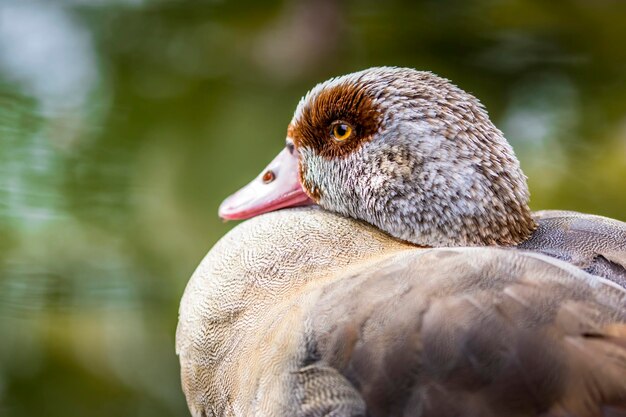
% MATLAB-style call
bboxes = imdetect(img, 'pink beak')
[218,147,315,220]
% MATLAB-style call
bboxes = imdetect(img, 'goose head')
[219,67,536,247]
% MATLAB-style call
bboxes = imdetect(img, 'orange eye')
[330,122,353,142]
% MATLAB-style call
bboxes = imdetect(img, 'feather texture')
[177,208,626,417]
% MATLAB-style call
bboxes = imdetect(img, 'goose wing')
[519,210,626,287]
[302,248,626,417]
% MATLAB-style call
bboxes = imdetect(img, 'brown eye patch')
[288,82,382,159]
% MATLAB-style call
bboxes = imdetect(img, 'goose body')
[177,208,626,417]
[178,67,626,416]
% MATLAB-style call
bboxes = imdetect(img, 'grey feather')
[177,208,626,417]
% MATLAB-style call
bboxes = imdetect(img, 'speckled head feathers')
[288,66,536,246]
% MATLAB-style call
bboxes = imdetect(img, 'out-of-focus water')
[0,0,625,416]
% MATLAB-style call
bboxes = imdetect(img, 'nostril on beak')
[262,170,275,184]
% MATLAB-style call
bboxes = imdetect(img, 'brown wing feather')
[518,210,626,287]
[305,249,626,417]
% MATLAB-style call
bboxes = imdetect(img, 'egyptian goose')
[177,67,626,416]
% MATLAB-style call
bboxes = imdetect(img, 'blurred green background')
[0,0,625,416]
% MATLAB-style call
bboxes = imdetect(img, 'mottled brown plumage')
[177,208,626,417]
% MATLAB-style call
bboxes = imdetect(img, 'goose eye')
[330,122,353,142]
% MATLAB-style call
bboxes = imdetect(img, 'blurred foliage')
[0,0,625,416]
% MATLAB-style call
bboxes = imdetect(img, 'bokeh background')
[0,0,625,416]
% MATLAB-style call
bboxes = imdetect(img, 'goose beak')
[218,147,315,220]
